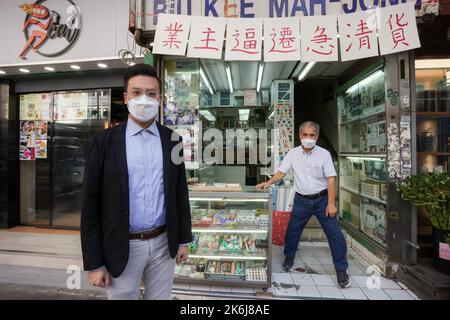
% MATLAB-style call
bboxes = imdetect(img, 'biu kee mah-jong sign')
[151,1,422,62]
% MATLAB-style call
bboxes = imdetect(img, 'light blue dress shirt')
[126,117,166,233]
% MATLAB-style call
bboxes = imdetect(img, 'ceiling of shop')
[201,60,298,92]
[201,59,357,93]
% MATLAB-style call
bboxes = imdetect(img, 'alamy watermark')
[170,123,284,176]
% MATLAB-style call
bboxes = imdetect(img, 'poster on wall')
[274,103,294,150]
[360,115,386,153]
[20,95,42,120]
[361,201,386,244]
[35,139,47,159]
[19,93,52,120]
[19,120,36,160]
[54,92,89,120]
[164,60,199,126]
[35,121,48,140]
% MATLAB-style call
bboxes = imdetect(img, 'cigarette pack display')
[255,239,268,248]
[243,235,256,253]
[205,260,246,281]
[245,268,267,282]
[191,209,214,227]
[236,210,256,227]
[219,234,243,255]
[188,234,200,254]
[177,191,271,287]
[197,234,220,254]
[212,211,237,228]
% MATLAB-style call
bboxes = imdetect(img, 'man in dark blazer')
[81,64,192,300]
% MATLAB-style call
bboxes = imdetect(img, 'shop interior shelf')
[341,185,360,195]
[192,228,268,234]
[339,107,386,125]
[173,276,269,288]
[340,186,387,205]
[188,254,267,261]
[416,112,450,118]
[360,193,387,205]
[340,153,387,158]
[417,152,450,156]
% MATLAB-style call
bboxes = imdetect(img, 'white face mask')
[301,138,317,149]
[127,95,159,122]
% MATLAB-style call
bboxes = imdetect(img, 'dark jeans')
[283,193,349,272]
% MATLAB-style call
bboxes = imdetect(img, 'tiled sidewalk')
[0,228,420,300]
[268,243,419,300]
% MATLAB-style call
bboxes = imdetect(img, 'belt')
[296,189,328,199]
[129,225,166,240]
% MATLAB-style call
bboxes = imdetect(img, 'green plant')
[397,172,450,231]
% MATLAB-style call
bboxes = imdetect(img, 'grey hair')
[299,121,320,135]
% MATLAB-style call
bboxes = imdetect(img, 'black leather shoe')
[282,256,295,272]
[336,270,351,288]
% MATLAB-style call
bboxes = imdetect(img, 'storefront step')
[397,260,450,300]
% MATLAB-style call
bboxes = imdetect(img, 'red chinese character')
[163,22,183,49]
[232,28,258,54]
[387,13,409,49]
[345,20,373,52]
[269,27,297,53]
[306,26,335,56]
[193,27,219,51]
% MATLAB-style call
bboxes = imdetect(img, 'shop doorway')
[294,57,390,252]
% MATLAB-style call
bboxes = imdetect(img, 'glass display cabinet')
[415,66,450,173]
[174,189,272,289]
[337,64,388,247]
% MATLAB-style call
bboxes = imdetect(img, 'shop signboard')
[153,13,192,56]
[263,17,301,62]
[337,11,379,61]
[140,0,426,31]
[0,0,137,66]
[187,16,226,60]
[300,15,338,62]
[153,2,421,62]
[224,18,263,61]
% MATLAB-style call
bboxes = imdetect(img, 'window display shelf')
[341,185,360,195]
[340,107,386,125]
[341,153,387,158]
[174,190,272,289]
[360,193,387,205]
[340,186,387,205]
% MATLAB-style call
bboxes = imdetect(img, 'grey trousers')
[107,232,176,300]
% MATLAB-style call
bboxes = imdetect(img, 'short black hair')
[123,63,161,92]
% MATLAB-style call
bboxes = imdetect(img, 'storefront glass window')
[19,89,110,227]
[415,65,450,173]
[163,57,281,188]
[338,68,388,246]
